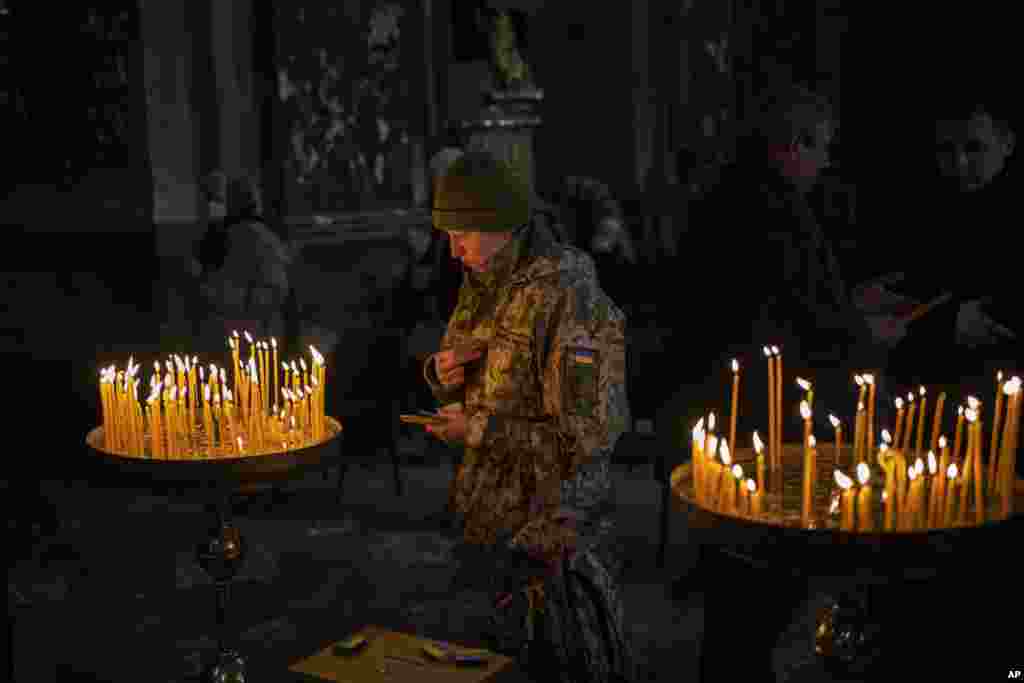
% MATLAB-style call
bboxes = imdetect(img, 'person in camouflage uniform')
[421,149,635,682]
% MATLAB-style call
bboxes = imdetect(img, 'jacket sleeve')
[465,277,629,493]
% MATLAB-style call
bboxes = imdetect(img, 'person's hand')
[425,403,468,445]
[433,346,484,388]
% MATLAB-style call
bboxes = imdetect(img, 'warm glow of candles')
[906,465,924,531]
[765,346,775,469]
[772,346,782,472]
[893,396,906,447]
[998,378,1021,518]
[944,463,959,527]
[930,391,946,456]
[959,408,978,525]
[863,373,876,465]
[902,392,916,453]
[753,430,765,493]
[692,418,706,501]
[718,439,732,512]
[729,359,740,458]
[989,372,1005,496]
[853,401,865,464]
[882,451,896,531]
[834,469,855,531]
[856,462,873,531]
[747,478,761,518]
[953,405,965,465]
[803,434,817,526]
[926,450,939,528]
[797,377,813,412]
[915,386,928,458]
[829,414,842,466]
[732,463,745,515]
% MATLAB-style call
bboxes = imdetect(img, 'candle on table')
[930,391,946,457]
[729,359,740,455]
[732,463,745,515]
[772,346,782,471]
[943,463,959,527]
[765,347,776,470]
[753,430,766,493]
[925,450,939,528]
[803,433,817,526]
[856,462,873,531]
[835,469,855,531]
[893,397,906,447]
[829,414,842,467]
[747,478,761,518]
[915,387,927,458]
[902,392,916,454]
[864,373,876,461]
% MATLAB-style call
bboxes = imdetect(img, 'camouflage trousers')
[448,527,635,683]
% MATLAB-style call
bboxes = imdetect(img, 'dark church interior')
[4,1,1022,681]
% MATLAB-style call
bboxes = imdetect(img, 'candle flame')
[763,346,772,357]
[834,469,853,490]
[882,490,888,501]
[854,374,863,386]
[914,458,925,475]
[244,331,253,344]
[939,435,948,449]
[731,358,739,373]
[947,463,958,479]
[882,429,892,444]
[300,358,308,372]
[967,396,980,410]
[857,401,865,412]
[829,414,840,429]
[829,496,840,515]
[708,412,716,432]
[857,462,870,485]
[282,362,290,372]
[752,431,764,454]
[920,386,926,396]
[224,388,232,401]
[204,385,211,401]
[907,392,914,403]
[862,373,875,385]
[796,377,812,391]
[717,438,729,465]
[237,436,244,451]
[169,386,177,401]
[879,443,889,455]
[895,397,904,410]
[1005,377,1022,395]
[291,416,297,429]
[908,465,918,481]
[270,337,277,350]
[732,464,743,480]
[746,479,757,494]
[771,345,779,355]
[965,407,978,423]
[808,434,817,448]
[694,416,705,432]
[800,400,811,420]
[291,361,300,374]
[927,451,937,475]
[958,405,964,416]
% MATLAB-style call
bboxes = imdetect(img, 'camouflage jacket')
[423,222,630,555]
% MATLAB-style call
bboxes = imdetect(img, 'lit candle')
[772,346,782,471]
[943,463,959,527]
[906,464,923,531]
[715,437,729,512]
[880,445,895,530]
[829,414,842,467]
[927,394,943,457]
[803,433,817,526]
[1000,378,1021,518]
[732,463,745,515]
[853,402,865,464]
[923,450,937,527]
[704,432,720,508]
[902,393,916,454]
[747,478,761,518]
[835,469,855,531]
[283,362,291,404]
[797,377,813,413]
[864,374,876,456]
[765,347,775,470]
[692,418,706,502]
[953,405,965,466]
[935,436,949,527]
[203,385,214,454]
[915,386,927,458]
[971,410,985,525]
[959,408,978,525]
[893,450,907,528]
[988,372,1005,495]
[856,462,873,531]
[753,430,765,493]
[893,397,906,447]
[801,400,813,455]
[272,338,279,412]
[729,359,740,456]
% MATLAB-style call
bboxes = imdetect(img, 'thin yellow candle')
[272,338,279,415]
[856,462,873,531]
[202,385,214,454]
[929,392,946,457]
[943,463,959,527]
[934,436,949,527]
[753,430,766,493]
[773,346,782,471]
[970,413,985,525]
[880,446,894,530]
[765,347,775,469]
[801,400,813,455]
[893,450,907,527]
[709,436,724,510]
[902,393,916,454]
[999,379,1021,517]
[835,469,855,531]
[797,377,813,413]
[291,361,301,394]
[953,405,965,465]
[803,433,817,526]
[864,373,876,463]
[854,404,866,463]
[893,397,906,447]
[988,372,1005,495]
[731,463,745,515]
[244,330,254,366]
[748,479,762,518]
[915,386,927,458]
[692,419,706,502]
[829,414,842,468]
[959,408,978,525]
[729,359,740,455]
[283,362,291,406]
[906,463,924,531]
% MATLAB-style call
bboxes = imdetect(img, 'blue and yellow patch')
[565,346,600,417]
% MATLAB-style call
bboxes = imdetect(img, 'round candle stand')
[85,419,344,683]
[672,444,1024,680]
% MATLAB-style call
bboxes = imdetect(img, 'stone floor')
[9,450,844,683]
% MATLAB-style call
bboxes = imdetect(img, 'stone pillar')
[211,0,261,185]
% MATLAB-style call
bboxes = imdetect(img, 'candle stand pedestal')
[85,418,344,682]
[672,444,1024,681]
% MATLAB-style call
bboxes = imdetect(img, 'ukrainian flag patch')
[571,348,595,365]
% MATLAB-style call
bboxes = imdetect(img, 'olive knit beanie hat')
[432,149,530,233]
